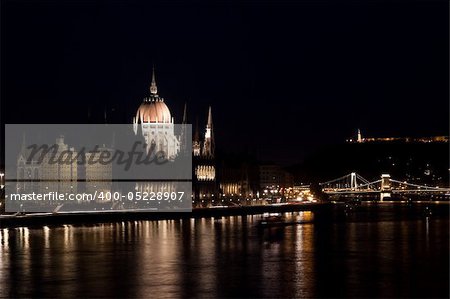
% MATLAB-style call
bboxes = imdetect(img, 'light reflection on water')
[0,206,448,298]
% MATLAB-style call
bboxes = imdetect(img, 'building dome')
[132,67,180,161]
[136,99,172,123]
[134,67,172,124]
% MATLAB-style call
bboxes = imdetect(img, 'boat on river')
[257,214,313,228]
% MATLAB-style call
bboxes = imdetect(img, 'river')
[0,203,448,298]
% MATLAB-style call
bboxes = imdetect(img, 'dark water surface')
[0,204,448,298]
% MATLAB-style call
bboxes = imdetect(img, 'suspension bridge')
[319,172,450,200]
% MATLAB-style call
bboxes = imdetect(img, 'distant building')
[192,106,217,205]
[347,129,449,144]
[17,136,78,194]
[301,139,449,187]
[85,146,113,196]
[259,164,293,190]
[219,154,260,201]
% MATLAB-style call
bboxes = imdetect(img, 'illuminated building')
[131,68,188,203]
[192,106,217,205]
[133,67,180,160]
[259,164,294,200]
[131,68,218,206]
[259,164,293,190]
[202,107,214,158]
[192,122,201,157]
[85,146,112,197]
[0,171,4,213]
[129,68,271,207]
[16,136,78,194]
[219,154,260,202]
[347,129,449,144]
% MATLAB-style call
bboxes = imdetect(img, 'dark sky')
[1,0,448,164]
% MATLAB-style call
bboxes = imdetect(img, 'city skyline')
[1,0,448,165]
[0,1,449,298]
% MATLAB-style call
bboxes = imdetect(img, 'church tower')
[202,106,214,158]
[193,106,217,207]
[180,102,190,156]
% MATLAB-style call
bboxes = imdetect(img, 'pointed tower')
[182,102,188,124]
[202,106,214,158]
[150,66,158,95]
[193,117,201,156]
[194,107,216,205]
[20,133,27,153]
[180,102,189,155]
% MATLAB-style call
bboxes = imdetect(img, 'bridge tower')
[380,174,391,201]
[350,172,357,190]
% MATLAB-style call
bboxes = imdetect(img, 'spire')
[182,102,188,124]
[21,132,26,152]
[20,132,29,162]
[202,106,215,158]
[150,65,158,95]
[207,106,213,129]
[180,102,189,155]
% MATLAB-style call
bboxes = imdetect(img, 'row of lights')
[193,198,264,203]
[191,193,258,198]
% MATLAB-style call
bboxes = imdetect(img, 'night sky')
[1,0,448,165]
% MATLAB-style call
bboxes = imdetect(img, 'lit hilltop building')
[347,128,449,143]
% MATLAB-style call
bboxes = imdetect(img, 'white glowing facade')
[201,107,214,158]
[85,147,112,196]
[195,165,215,181]
[130,67,217,203]
[132,68,180,160]
[193,128,201,157]
[192,106,216,203]
[17,136,78,194]
[194,106,216,183]
[357,129,362,143]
